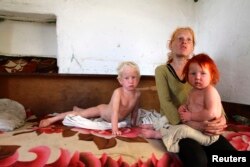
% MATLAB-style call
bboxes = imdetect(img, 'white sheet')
[62,114,129,130]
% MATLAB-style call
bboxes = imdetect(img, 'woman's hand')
[203,115,227,135]
[184,114,227,135]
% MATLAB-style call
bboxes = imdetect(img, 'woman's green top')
[155,64,192,125]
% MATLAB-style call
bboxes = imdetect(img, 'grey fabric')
[0,98,26,131]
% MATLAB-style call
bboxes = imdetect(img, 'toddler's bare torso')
[187,86,222,121]
[99,87,140,122]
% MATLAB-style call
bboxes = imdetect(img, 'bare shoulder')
[112,87,122,96]
[206,85,219,94]
[205,85,221,100]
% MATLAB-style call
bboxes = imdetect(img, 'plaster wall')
[0,0,195,74]
[194,0,250,105]
[0,0,250,105]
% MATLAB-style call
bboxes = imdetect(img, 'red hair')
[183,53,220,85]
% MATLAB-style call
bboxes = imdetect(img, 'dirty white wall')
[0,0,195,75]
[0,0,250,105]
[194,0,250,105]
[56,0,194,74]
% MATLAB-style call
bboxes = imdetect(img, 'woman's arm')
[184,120,205,131]
[204,114,227,135]
[155,66,180,125]
[185,114,227,135]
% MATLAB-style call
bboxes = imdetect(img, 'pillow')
[0,98,26,131]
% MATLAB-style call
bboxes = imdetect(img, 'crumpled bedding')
[0,98,26,131]
[62,108,161,130]
[62,114,129,130]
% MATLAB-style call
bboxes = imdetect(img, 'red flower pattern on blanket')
[12,124,148,150]
[2,116,250,167]
[32,122,250,151]
[224,131,250,151]
[0,145,182,167]
[222,123,250,151]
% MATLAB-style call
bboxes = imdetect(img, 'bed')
[1,106,249,167]
[0,116,183,167]
[0,72,249,166]
[0,73,181,166]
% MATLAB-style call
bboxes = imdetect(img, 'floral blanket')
[222,123,250,151]
[0,117,181,167]
[0,114,249,167]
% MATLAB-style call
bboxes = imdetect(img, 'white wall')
[0,0,250,105]
[194,0,250,105]
[55,0,194,74]
[0,0,195,74]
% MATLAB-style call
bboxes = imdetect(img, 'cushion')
[0,98,26,131]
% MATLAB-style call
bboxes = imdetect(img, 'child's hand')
[179,111,191,122]
[112,128,122,136]
[39,118,52,128]
[178,105,188,114]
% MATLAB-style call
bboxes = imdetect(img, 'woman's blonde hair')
[117,61,140,79]
[167,27,196,63]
